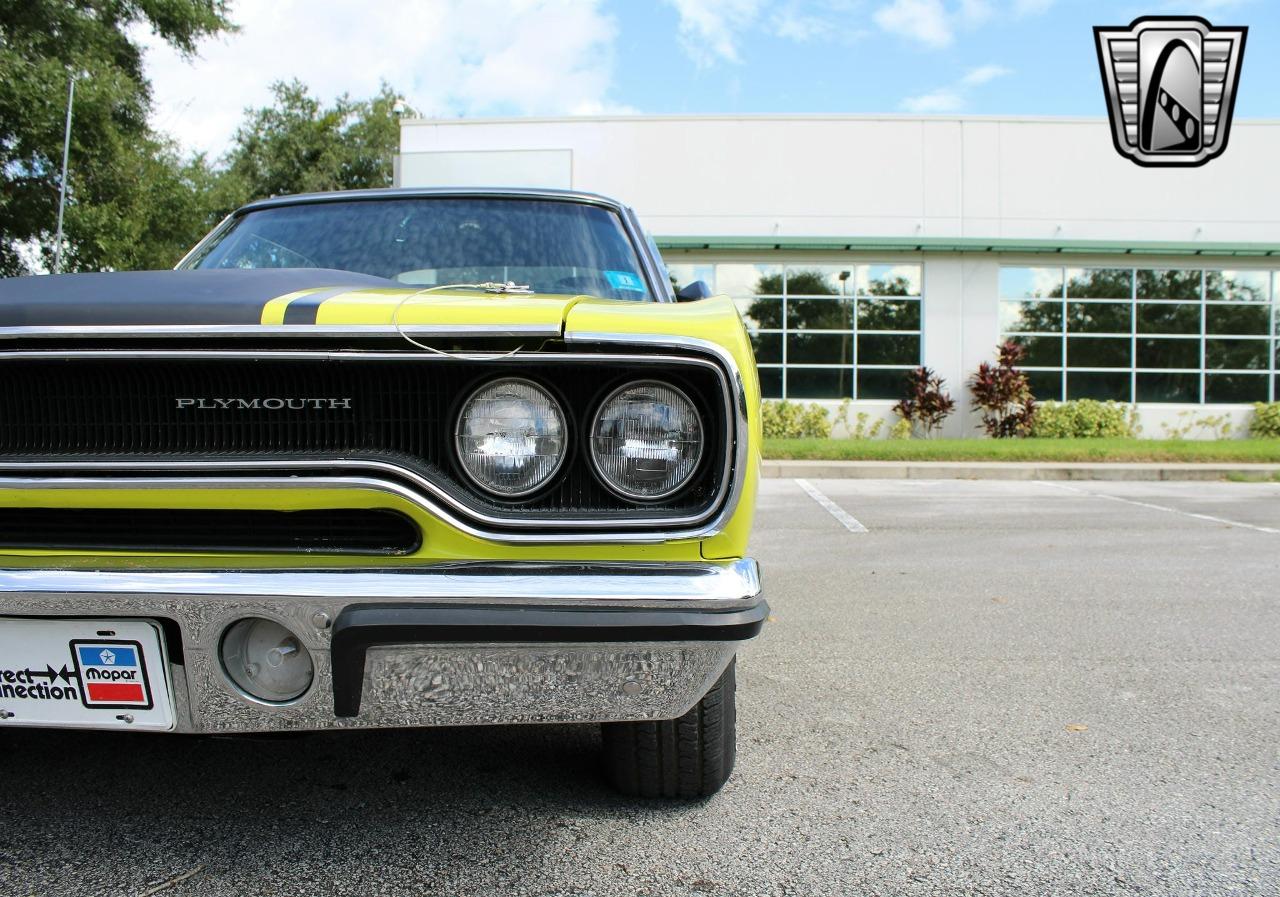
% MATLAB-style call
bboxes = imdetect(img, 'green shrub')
[1028,400,1137,438]
[761,400,832,439]
[853,412,886,440]
[1251,402,1280,438]
[832,401,886,439]
[1162,410,1235,440]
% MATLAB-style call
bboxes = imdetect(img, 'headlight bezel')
[453,376,570,499]
[587,378,706,503]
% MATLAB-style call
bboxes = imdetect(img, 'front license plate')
[0,618,174,731]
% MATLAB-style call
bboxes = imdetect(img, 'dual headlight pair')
[455,377,704,501]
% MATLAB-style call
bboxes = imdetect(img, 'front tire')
[602,658,737,798]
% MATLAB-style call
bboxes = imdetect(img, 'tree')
[749,270,920,332]
[0,0,234,274]
[66,137,241,271]
[223,80,401,200]
[750,270,852,393]
[749,270,843,331]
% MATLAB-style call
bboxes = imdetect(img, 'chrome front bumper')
[0,560,765,733]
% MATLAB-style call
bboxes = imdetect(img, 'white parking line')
[794,479,869,533]
[1037,481,1280,535]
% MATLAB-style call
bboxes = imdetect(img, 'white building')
[397,114,1280,437]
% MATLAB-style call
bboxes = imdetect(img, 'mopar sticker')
[71,641,154,710]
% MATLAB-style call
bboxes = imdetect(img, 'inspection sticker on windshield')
[0,618,173,730]
[604,270,645,292]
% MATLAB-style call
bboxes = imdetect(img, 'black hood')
[0,269,397,327]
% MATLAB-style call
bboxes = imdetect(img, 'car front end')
[0,188,764,797]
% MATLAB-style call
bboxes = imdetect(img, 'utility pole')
[53,74,76,274]
[391,98,413,188]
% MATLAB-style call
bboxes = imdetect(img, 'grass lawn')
[764,437,1280,464]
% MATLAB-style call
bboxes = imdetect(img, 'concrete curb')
[761,459,1280,481]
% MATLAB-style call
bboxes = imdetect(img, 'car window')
[184,197,655,302]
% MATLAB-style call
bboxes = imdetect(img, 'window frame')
[666,261,923,401]
[1000,265,1278,404]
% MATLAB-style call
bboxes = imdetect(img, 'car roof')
[236,186,627,215]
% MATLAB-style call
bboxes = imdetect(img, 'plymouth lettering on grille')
[175,398,354,410]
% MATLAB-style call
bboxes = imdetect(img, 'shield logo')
[1094,16,1247,167]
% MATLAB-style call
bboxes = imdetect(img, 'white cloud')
[901,62,1011,112]
[569,99,641,116]
[873,0,1046,48]
[661,0,764,66]
[960,63,1012,86]
[771,9,830,42]
[1164,0,1253,9]
[901,89,963,112]
[873,0,952,48]
[1011,0,1054,16]
[958,0,993,25]
[136,0,626,157]
[663,1,861,60]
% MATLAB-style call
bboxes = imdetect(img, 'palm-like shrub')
[892,367,956,437]
[969,341,1037,438]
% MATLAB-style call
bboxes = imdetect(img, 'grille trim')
[0,344,745,541]
[0,467,710,544]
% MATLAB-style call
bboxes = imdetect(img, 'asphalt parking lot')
[2,478,1277,897]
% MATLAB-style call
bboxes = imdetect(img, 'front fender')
[564,296,762,561]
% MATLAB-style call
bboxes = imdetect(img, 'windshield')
[184,197,656,301]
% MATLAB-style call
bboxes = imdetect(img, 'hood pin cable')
[390,282,534,360]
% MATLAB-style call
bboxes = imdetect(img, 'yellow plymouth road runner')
[0,188,765,798]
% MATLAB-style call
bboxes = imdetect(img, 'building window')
[667,263,923,399]
[999,266,1277,404]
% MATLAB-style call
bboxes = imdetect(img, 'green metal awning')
[654,235,1280,257]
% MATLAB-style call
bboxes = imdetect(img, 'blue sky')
[608,1,1274,118]
[140,0,1277,157]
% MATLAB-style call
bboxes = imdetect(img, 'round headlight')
[220,617,314,704]
[455,378,567,497]
[590,381,704,501]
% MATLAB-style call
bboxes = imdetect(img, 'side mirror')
[675,280,712,302]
